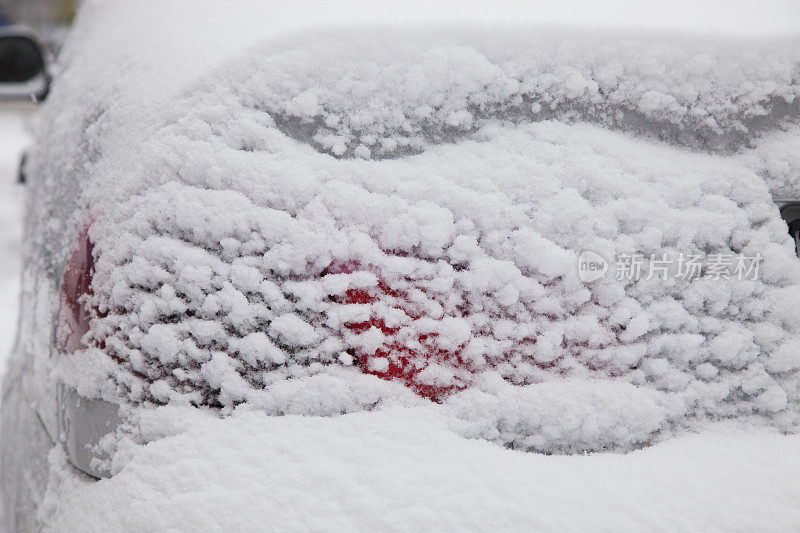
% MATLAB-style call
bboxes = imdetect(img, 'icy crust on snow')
[218,34,800,158]
[41,33,800,453]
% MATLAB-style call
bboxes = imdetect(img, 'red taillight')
[56,223,96,354]
[330,262,471,401]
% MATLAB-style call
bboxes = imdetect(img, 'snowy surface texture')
[66,117,800,455]
[212,34,800,158]
[38,408,800,533]
[23,0,800,456]
[3,1,797,531]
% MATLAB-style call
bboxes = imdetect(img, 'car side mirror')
[0,32,50,102]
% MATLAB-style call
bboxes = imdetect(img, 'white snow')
[741,124,800,199]
[6,0,800,530]
[203,33,800,158]
[21,1,797,453]
[38,406,800,533]
[58,117,800,452]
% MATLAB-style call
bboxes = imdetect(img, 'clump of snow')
[740,124,800,198]
[23,5,800,456]
[63,113,800,452]
[447,377,681,453]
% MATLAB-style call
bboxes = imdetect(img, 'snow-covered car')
[2,1,800,531]
[0,25,50,102]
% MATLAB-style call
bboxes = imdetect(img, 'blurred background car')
[0,0,78,54]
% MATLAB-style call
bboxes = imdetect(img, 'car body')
[2,1,800,531]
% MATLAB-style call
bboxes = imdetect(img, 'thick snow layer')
[48,0,800,119]
[46,117,799,454]
[39,407,800,532]
[206,34,800,157]
[24,12,798,455]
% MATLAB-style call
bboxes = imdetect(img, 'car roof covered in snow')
[39,0,800,164]
[55,0,800,106]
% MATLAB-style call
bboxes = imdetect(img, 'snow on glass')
[35,25,800,455]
